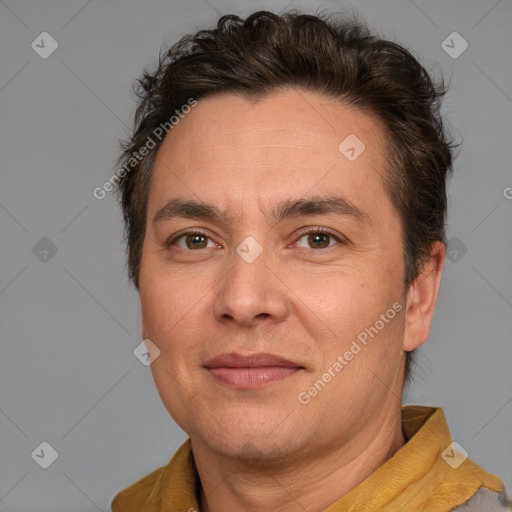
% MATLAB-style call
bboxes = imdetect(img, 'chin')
[193,412,308,463]
[208,434,298,465]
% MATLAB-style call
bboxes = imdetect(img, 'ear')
[403,241,446,352]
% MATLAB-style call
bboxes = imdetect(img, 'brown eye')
[295,229,342,250]
[185,234,208,249]
[169,231,216,250]
[307,232,331,249]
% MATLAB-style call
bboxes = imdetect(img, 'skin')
[138,88,446,512]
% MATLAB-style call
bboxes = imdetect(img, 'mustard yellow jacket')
[111,406,510,511]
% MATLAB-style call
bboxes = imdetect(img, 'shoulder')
[111,465,166,512]
[110,439,195,511]
[452,486,512,511]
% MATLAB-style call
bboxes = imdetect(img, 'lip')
[204,352,301,369]
[203,352,304,389]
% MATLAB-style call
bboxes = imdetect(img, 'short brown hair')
[115,10,457,385]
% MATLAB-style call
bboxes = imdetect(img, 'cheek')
[139,269,212,373]
[140,271,190,343]
[322,274,404,354]
[140,244,194,317]
[140,280,167,335]
[287,271,396,352]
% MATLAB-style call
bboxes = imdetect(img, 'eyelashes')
[167,230,216,250]
[166,227,345,252]
[292,228,343,250]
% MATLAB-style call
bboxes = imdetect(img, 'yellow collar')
[112,405,505,511]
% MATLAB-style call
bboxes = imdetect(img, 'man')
[111,10,510,512]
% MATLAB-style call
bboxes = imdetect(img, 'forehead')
[149,88,395,226]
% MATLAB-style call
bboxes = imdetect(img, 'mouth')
[203,352,305,389]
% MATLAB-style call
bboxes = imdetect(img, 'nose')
[212,242,289,328]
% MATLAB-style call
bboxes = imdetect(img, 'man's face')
[139,89,408,462]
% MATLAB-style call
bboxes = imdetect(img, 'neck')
[195,408,406,512]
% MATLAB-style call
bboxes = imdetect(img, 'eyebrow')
[152,195,372,227]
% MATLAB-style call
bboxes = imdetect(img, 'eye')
[168,231,218,250]
[294,228,343,250]
[166,228,344,252]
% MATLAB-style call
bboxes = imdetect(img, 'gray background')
[1,0,511,510]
